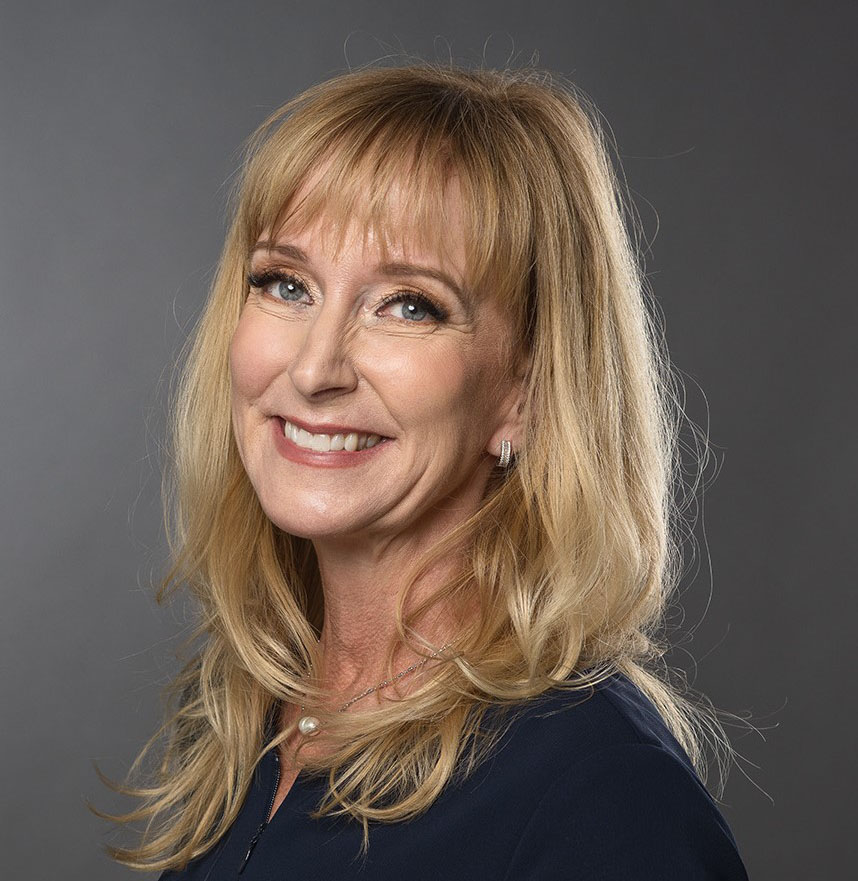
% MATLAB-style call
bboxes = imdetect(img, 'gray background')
[2,1,854,877]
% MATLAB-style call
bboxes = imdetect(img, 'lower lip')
[272,418,394,468]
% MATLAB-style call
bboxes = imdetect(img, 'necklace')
[296,642,454,736]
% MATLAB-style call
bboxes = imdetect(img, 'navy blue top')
[160,671,749,879]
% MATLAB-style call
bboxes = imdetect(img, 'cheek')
[377,343,484,428]
[229,311,282,401]
[440,346,509,432]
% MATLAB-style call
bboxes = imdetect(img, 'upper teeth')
[283,420,386,452]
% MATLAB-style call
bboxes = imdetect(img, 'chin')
[260,504,378,540]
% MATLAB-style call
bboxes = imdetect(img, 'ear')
[487,354,529,459]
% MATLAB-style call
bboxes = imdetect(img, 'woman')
[99,62,750,878]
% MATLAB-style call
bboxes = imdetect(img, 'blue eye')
[246,271,307,302]
[378,291,448,323]
[245,270,449,325]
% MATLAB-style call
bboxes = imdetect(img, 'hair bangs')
[238,91,532,335]
[278,142,458,278]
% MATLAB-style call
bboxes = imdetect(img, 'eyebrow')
[249,242,473,312]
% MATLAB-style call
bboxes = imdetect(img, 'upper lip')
[279,414,393,438]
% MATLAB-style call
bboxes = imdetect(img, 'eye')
[246,270,309,303]
[377,291,448,324]
[246,269,449,325]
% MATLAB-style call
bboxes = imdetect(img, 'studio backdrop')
[1,2,854,878]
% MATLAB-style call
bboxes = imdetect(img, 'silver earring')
[498,439,512,468]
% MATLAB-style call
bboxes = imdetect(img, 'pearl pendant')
[297,715,321,736]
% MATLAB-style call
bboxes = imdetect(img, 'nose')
[287,294,359,401]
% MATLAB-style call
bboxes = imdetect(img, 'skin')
[228,173,526,807]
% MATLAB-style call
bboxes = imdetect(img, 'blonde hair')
[95,60,740,871]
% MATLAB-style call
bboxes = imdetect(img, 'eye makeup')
[245,268,450,324]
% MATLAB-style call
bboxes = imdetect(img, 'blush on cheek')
[228,312,279,400]
[228,334,251,403]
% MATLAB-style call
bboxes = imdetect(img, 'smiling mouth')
[277,417,393,453]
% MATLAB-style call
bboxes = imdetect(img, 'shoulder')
[484,669,695,775]
[503,739,749,880]
[477,672,749,880]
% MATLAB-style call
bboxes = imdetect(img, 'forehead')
[256,154,469,282]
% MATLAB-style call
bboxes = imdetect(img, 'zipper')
[238,750,280,875]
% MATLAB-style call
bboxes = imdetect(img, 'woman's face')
[229,175,525,547]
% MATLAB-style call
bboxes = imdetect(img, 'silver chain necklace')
[296,642,454,736]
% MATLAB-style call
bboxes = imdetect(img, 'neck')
[315,570,462,700]
[305,541,472,707]
[299,479,491,707]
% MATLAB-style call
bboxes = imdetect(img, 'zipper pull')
[238,746,281,874]
[238,821,267,875]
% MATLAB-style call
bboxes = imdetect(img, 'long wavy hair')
[95,60,738,871]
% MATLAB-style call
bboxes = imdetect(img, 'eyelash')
[245,269,449,323]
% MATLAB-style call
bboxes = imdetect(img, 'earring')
[498,439,512,469]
